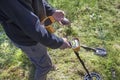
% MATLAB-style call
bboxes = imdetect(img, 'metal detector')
[70,38,104,80]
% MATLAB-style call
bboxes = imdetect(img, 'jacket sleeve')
[0,0,63,49]
[43,0,56,16]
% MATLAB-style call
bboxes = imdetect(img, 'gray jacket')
[0,0,63,49]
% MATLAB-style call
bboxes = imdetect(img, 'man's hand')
[60,38,71,49]
[52,10,70,25]
[52,10,65,22]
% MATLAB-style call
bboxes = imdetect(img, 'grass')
[0,0,120,80]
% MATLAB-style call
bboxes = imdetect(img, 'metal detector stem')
[70,38,102,80]
[74,51,91,78]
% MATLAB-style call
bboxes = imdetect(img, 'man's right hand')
[60,38,71,49]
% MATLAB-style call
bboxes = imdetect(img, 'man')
[0,0,71,80]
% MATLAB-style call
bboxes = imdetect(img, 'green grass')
[0,0,120,80]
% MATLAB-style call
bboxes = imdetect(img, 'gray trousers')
[14,43,53,80]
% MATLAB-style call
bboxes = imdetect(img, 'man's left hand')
[52,10,65,22]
